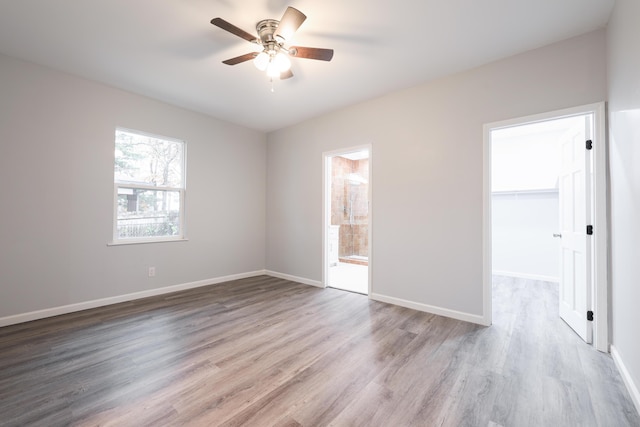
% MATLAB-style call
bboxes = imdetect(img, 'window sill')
[492,188,558,195]
[107,238,189,246]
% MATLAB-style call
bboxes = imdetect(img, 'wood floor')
[0,275,638,426]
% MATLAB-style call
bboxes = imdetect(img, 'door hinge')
[586,139,593,150]
[587,310,594,321]
[587,225,593,235]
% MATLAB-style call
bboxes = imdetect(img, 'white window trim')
[110,128,187,245]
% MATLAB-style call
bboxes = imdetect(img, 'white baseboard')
[492,270,559,283]
[264,273,487,326]
[1,270,487,331]
[0,270,268,328]
[264,270,324,288]
[611,345,640,416]
[369,292,488,326]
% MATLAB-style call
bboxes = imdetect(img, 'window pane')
[116,188,181,239]
[115,129,184,188]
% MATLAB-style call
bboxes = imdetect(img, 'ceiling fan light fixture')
[274,52,291,72]
[253,51,269,71]
[266,60,281,78]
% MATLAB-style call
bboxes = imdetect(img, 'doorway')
[323,147,371,294]
[483,103,608,352]
[491,117,582,283]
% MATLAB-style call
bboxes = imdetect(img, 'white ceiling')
[0,0,614,132]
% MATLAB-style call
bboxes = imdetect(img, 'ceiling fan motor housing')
[257,19,281,49]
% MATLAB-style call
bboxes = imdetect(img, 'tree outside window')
[113,128,186,243]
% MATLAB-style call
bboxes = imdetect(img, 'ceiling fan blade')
[211,18,256,43]
[274,7,306,41]
[222,52,258,65]
[280,69,294,80]
[290,46,334,61]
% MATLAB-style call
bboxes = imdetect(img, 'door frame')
[482,102,608,352]
[322,145,372,295]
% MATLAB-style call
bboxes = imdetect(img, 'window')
[113,128,186,243]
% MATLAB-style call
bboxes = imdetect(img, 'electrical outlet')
[148,266,156,277]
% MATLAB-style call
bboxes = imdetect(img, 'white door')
[558,115,592,343]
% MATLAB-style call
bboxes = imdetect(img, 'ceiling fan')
[211,7,334,81]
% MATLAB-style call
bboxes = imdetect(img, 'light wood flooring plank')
[0,275,639,426]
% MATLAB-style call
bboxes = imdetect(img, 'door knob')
[553,233,562,238]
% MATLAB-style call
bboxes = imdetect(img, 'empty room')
[1,1,639,426]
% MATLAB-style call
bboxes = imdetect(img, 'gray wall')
[266,30,606,318]
[607,0,640,409]
[0,54,266,319]
[492,192,560,281]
